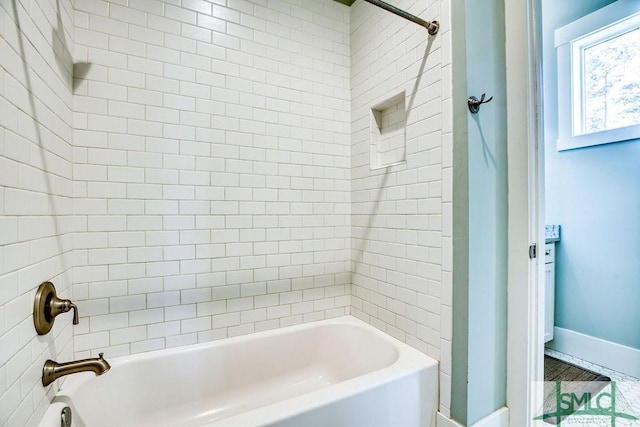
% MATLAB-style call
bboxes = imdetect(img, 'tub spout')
[43,353,111,387]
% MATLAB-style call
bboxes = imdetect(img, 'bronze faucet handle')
[34,281,80,334]
[71,303,79,324]
[50,296,79,325]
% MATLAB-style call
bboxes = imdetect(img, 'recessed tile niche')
[370,92,407,169]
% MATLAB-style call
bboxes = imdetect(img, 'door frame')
[504,0,546,425]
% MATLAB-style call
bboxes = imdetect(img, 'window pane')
[583,28,640,134]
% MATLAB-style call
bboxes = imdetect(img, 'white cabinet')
[544,243,555,343]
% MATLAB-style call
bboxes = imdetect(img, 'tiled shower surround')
[0,0,453,425]
[71,0,352,355]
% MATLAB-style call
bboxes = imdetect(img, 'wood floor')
[544,355,610,382]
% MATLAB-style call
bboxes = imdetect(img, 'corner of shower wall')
[349,0,454,418]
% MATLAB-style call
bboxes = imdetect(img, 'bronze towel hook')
[468,93,494,114]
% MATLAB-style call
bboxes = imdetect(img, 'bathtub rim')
[60,315,436,377]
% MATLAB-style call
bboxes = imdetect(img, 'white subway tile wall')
[349,0,453,416]
[0,0,76,424]
[1,0,455,425]
[72,0,352,362]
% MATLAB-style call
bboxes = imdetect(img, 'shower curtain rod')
[363,0,440,35]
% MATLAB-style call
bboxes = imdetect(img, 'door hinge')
[529,243,537,259]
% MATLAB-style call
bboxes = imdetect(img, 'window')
[555,1,640,151]
[580,27,640,134]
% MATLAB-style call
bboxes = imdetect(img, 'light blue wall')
[466,0,508,421]
[543,0,640,350]
[451,0,508,424]
[451,1,470,422]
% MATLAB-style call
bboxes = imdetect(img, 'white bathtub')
[40,316,438,427]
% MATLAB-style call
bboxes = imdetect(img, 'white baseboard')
[547,327,640,378]
[437,412,465,427]
[436,407,508,427]
[470,407,509,427]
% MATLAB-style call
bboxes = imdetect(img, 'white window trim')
[555,0,640,151]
